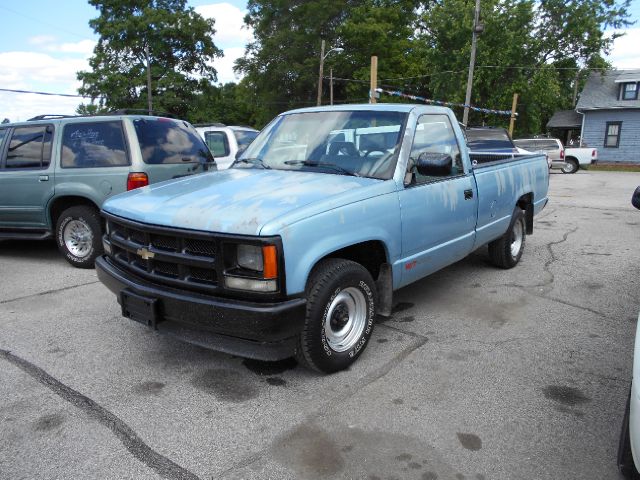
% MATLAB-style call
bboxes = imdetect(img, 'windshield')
[236,110,408,179]
[134,118,214,164]
[233,129,259,148]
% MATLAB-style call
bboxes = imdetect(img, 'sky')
[0,0,639,122]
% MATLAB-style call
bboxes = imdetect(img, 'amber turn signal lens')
[127,172,149,191]
[262,245,278,279]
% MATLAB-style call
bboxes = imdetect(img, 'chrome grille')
[106,218,219,292]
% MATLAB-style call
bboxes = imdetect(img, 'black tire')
[562,158,579,174]
[297,258,377,374]
[618,388,640,478]
[55,206,103,268]
[488,207,526,269]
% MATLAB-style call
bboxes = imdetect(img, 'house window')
[622,82,638,100]
[604,122,622,148]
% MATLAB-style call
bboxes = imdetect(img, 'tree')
[413,0,633,134]
[77,0,222,119]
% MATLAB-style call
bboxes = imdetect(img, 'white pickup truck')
[564,146,598,174]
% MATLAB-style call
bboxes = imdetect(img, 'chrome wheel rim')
[63,220,93,258]
[510,220,524,258]
[324,287,367,352]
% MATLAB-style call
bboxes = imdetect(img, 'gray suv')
[0,113,215,267]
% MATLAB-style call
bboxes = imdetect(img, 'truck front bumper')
[96,256,306,361]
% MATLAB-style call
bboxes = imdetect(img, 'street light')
[317,40,344,106]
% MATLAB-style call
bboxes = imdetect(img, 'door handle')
[464,189,473,200]
[38,175,49,182]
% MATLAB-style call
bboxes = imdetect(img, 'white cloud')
[47,39,96,55]
[195,2,253,47]
[0,51,90,121]
[28,35,57,46]
[214,46,246,84]
[0,92,83,122]
[607,28,640,69]
[0,51,88,91]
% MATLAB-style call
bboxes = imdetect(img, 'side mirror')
[632,186,640,210]
[416,152,452,176]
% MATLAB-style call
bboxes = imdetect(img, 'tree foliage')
[77,0,222,119]
[236,0,633,134]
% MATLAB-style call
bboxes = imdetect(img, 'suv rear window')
[134,118,213,164]
[5,125,53,169]
[233,130,258,148]
[61,121,129,168]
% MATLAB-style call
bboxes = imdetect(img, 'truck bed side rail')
[470,152,542,168]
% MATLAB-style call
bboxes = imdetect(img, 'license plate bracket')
[120,289,159,328]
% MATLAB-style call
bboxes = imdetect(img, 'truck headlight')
[225,243,279,292]
[237,244,263,271]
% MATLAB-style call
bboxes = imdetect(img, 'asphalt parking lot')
[1,170,639,480]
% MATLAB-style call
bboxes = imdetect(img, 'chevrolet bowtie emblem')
[137,247,155,260]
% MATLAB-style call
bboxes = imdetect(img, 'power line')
[378,65,623,82]
[0,88,97,99]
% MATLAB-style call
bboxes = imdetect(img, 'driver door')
[398,114,478,287]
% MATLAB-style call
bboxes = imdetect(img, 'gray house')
[575,69,640,163]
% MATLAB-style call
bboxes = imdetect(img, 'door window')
[205,131,230,157]
[408,114,463,185]
[61,121,129,168]
[5,125,53,169]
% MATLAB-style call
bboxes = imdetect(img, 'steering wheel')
[364,149,386,157]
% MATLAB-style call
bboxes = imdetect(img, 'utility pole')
[145,42,153,115]
[508,93,518,137]
[330,68,334,105]
[463,0,482,126]
[370,56,378,104]
[572,69,580,107]
[316,40,325,106]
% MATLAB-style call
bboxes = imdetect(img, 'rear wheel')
[488,207,526,269]
[297,258,377,374]
[562,158,579,174]
[55,206,103,268]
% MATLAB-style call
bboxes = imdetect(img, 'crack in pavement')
[0,349,201,480]
[0,281,101,305]
[217,334,429,479]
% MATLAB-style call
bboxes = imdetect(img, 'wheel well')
[322,240,388,280]
[565,156,579,163]
[49,196,100,228]
[517,193,534,234]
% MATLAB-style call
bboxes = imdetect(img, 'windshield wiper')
[283,160,360,177]
[233,158,271,169]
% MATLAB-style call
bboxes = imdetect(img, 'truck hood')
[102,168,382,235]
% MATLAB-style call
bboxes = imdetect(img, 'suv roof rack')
[193,122,226,127]
[106,109,176,118]
[27,114,77,121]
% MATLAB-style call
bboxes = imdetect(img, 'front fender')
[276,192,402,296]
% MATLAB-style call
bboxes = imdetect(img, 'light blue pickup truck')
[96,104,549,373]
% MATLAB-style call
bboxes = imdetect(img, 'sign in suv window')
[61,121,129,168]
[5,125,53,169]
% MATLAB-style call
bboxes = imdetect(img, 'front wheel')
[488,207,526,269]
[55,206,103,268]
[562,158,579,174]
[297,259,377,374]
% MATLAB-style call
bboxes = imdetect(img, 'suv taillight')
[592,150,596,157]
[127,172,149,191]
[560,149,564,159]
